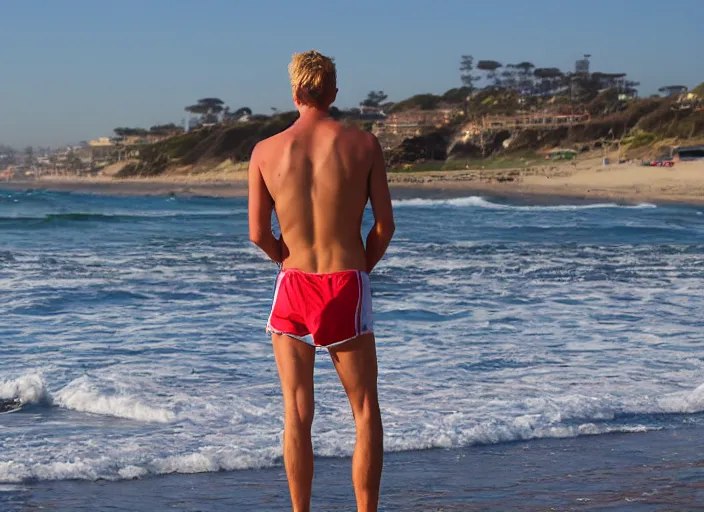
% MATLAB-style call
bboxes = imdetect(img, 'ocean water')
[1,188,704,486]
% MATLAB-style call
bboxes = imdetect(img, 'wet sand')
[3,425,704,511]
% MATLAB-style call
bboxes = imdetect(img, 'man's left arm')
[248,145,282,263]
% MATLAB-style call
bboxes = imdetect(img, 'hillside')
[115,85,704,179]
[116,112,300,178]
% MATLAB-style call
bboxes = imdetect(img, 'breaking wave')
[392,196,657,210]
[3,373,704,482]
[0,374,175,423]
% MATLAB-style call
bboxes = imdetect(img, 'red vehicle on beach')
[645,158,675,168]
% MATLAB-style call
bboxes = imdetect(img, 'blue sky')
[1,0,702,148]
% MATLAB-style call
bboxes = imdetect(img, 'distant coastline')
[3,157,704,206]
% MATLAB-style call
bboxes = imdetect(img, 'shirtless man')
[248,50,395,512]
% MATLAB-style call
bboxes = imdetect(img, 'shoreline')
[3,179,703,207]
[8,425,704,511]
[3,158,704,206]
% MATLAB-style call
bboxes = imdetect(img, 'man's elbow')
[378,219,395,240]
[249,231,264,248]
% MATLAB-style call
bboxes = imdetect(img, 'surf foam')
[0,374,52,405]
[392,196,657,210]
[54,376,176,423]
[0,374,175,423]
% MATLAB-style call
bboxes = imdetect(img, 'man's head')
[288,50,337,111]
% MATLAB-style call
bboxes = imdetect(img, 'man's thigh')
[272,334,316,413]
[328,334,379,411]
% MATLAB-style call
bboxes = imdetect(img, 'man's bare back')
[249,112,393,274]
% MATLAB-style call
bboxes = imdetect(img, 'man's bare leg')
[272,334,316,512]
[329,334,383,512]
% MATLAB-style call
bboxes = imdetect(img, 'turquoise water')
[1,189,704,484]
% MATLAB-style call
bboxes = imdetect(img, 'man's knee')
[284,394,315,431]
[352,394,382,431]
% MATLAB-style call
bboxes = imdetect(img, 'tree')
[624,80,640,97]
[24,146,34,165]
[533,67,563,79]
[692,82,704,98]
[441,86,473,103]
[590,72,629,93]
[360,90,388,108]
[459,55,479,91]
[149,123,182,135]
[533,67,564,96]
[515,61,535,93]
[65,150,84,173]
[185,98,225,124]
[500,65,519,90]
[389,94,442,112]
[234,107,253,117]
[658,85,688,97]
[477,60,503,87]
[114,127,148,138]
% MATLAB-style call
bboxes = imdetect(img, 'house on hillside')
[673,145,704,161]
[371,106,458,151]
[358,106,387,120]
[89,137,113,147]
[674,91,701,111]
[379,108,455,135]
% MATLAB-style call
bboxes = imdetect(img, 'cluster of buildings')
[0,128,185,181]
[1,145,91,181]
[370,106,458,150]
[85,130,179,168]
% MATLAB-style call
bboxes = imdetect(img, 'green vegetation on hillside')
[115,64,703,178]
[692,82,704,98]
[389,94,444,112]
[116,112,299,178]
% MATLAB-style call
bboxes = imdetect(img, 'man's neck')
[297,107,331,123]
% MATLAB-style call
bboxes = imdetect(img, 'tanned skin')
[249,87,395,512]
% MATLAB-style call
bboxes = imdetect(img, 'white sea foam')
[54,376,176,423]
[0,416,663,483]
[1,375,701,482]
[0,374,52,405]
[3,192,703,484]
[657,383,704,414]
[0,374,175,423]
[392,196,657,210]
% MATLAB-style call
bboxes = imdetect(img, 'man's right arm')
[365,135,395,274]
[248,143,283,263]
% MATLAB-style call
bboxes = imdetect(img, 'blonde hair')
[288,50,337,108]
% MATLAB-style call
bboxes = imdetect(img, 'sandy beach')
[388,157,704,205]
[3,156,704,204]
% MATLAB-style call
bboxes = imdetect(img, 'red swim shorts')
[266,268,374,348]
